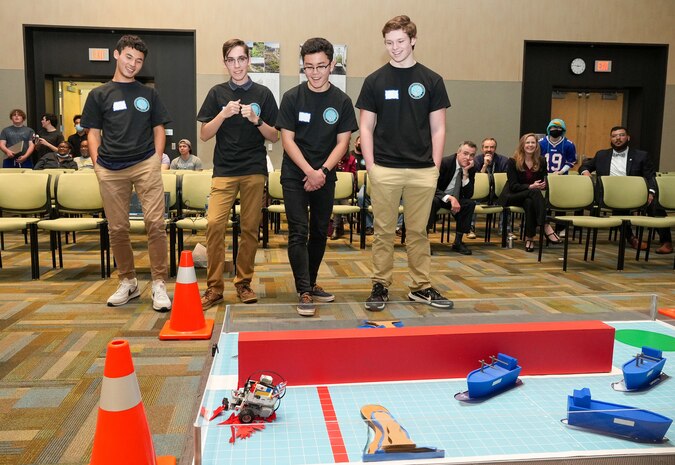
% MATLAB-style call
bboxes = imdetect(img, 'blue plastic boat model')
[466,353,522,399]
[566,387,672,443]
[622,346,667,390]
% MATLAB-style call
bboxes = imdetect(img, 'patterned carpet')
[0,223,673,464]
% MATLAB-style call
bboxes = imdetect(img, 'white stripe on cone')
[99,372,142,412]
[176,264,197,284]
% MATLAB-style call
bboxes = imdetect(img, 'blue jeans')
[282,178,336,294]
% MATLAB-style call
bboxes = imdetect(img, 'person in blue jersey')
[539,118,577,175]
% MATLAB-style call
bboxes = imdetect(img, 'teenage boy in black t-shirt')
[276,37,358,317]
[197,38,279,309]
[356,15,453,311]
[81,34,172,312]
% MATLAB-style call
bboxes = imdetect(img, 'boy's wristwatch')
[254,118,263,127]
[321,166,330,175]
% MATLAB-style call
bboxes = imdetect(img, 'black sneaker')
[408,287,454,309]
[297,292,316,317]
[451,242,472,255]
[365,283,388,311]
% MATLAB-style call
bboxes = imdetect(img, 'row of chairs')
[542,174,675,271]
[0,170,237,279]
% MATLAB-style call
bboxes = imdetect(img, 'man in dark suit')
[580,126,672,254]
[428,141,477,255]
[473,137,509,175]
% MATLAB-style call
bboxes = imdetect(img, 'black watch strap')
[254,118,264,127]
[321,166,330,176]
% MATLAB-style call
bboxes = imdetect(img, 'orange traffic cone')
[90,339,175,465]
[159,251,214,340]
[658,308,675,319]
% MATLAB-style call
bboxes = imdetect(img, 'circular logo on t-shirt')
[323,107,339,124]
[134,97,150,112]
[408,83,426,99]
[251,103,261,116]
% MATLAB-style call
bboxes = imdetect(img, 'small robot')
[222,371,286,423]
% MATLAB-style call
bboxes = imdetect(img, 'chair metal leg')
[262,208,269,248]
[99,224,106,278]
[618,221,626,271]
[29,223,39,279]
[169,222,177,278]
[562,224,570,271]
[643,228,652,262]
[359,207,366,250]
[591,229,598,261]
[57,232,63,268]
[50,231,57,268]
[583,229,591,261]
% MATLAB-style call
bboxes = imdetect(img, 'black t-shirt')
[36,129,64,161]
[81,80,171,170]
[197,81,279,177]
[356,62,450,168]
[276,83,358,182]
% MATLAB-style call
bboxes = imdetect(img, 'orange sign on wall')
[88,48,109,62]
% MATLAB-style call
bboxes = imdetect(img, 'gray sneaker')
[297,292,316,317]
[311,285,334,302]
[107,278,140,307]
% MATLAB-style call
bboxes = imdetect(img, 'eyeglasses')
[226,56,248,66]
[302,64,330,73]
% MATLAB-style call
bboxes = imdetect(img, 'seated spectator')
[170,139,202,170]
[33,141,78,170]
[498,133,560,252]
[470,137,509,238]
[161,153,170,170]
[74,140,94,169]
[329,147,357,240]
[579,126,672,254]
[427,141,477,255]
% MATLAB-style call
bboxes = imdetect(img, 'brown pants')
[205,174,266,294]
[95,156,168,281]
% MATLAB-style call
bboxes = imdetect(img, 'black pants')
[507,190,545,238]
[282,178,336,294]
[614,203,672,243]
[428,196,475,235]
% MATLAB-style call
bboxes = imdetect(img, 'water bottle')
[507,233,514,249]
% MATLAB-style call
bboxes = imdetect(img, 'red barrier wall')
[237,321,615,386]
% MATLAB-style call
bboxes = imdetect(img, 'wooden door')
[551,91,624,170]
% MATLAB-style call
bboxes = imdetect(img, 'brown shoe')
[629,237,648,251]
[201,288,223,310]
[655,242,673,254]
[235,283,257,304]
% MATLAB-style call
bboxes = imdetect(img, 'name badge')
[385,90,399,100]
[299,112,311,123]
[113,100,127,111]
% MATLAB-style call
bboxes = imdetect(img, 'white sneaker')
[152,279,172,312]
[107,278,140,307]
[466,230,477,239]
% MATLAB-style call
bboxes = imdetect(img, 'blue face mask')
[75,124,83,132]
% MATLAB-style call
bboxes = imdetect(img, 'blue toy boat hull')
[467,353,521,398]
[567,388,672,442]
[622,347,666,391]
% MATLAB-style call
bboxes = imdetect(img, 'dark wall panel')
[24,26,196,155]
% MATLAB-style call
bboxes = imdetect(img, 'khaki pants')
[95,155,168,281]
[369,164,438,291]
[206,174,266,294]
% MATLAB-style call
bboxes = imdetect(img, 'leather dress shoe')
[629,237,648,251]
[451,242,472,255]
[655,242,673,254]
